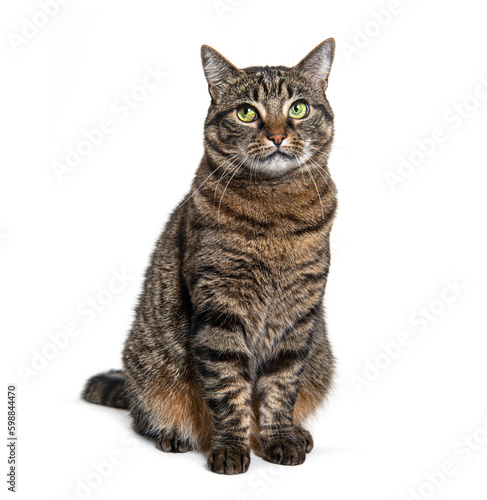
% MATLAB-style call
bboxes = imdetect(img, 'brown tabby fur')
[83,38,338,475]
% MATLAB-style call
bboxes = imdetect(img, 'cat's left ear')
[201,45,241,101]
[295,38,335,91]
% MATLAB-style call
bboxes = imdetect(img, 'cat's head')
[201,39,335,179]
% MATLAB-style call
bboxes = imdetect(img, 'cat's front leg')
[192,308,252,475]
[256,314,316,466]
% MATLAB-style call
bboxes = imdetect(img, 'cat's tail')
[81,369,129,409]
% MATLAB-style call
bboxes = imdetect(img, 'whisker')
[302,144,330,159]
[293,153,306,182]
[330,143,350,153]
[295,151,326,221]
[302,152,332,191]
[178,153,239,208]
[217,156,247,227]
[213,155,241,200]
[300,147,333,181]
[305,163,325,221]
[250,157,257,183]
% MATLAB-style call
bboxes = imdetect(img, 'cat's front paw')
[207,447,250,475]
[262,435,307,466]
[295,426,314,453]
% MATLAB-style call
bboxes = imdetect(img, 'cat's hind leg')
[128,373,212,453]
[155,428,196,453]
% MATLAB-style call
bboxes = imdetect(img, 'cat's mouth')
[247,149,299,177]
[266,150,291,160]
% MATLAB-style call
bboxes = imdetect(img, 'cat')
[82,38,338,475]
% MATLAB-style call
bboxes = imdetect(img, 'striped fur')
[82,370,129,409]
[83,39,338,474]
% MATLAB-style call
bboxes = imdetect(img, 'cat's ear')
[201,45,241,101]
[295,38,335,91]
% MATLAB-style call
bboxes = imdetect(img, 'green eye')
[237,104,257,123]
[289,101,309,119]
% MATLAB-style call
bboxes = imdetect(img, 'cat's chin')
[247,153,299,179]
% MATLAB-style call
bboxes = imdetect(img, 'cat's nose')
[267,134,287,146]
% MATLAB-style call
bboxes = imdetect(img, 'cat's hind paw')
[155,428,195,453]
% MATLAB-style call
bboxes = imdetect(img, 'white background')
[2,0,487,499]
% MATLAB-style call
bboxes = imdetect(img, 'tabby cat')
[83,38,338,475]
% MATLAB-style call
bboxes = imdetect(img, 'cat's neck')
[190,154,337,233]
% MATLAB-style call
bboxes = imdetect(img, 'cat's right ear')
[201,45,241,101]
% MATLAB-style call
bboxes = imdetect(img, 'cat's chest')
[190,223,329,342]
[241,233,328,345]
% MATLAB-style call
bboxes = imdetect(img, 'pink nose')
[268,134,287,146]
